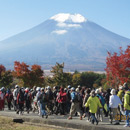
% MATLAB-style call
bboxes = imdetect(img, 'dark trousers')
[91,113,98,123]
[18,103,24,112]
[7,101,12,110]
[59,103,66,115]
[25,101,31,111]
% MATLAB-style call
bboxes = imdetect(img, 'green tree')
[72,73,81,87]
[80,72,99,88]
[0,70,13,88]
[51,62,72,87]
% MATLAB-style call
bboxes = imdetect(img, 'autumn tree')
[13,61,44,88]
[105,46,130,87]
[29,64,44,87]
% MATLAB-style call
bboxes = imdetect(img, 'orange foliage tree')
[105,46,130,87]
[13,61,44,88]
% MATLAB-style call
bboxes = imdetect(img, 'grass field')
[0,116,57,130]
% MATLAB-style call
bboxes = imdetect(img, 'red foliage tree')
[14,61,44,88]
[105,46,130,87]
[14,61,30,77]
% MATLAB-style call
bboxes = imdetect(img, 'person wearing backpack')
[95,89,105,122]
[17,88,25,115]
[40,88,48,118]
[82,88,91,121]
[24,88,32,114]
[57,87,67,115]
[36,87,42,115]
[66,85,71,113]
[13,85,19,111]
[46,86,54,115]
[68,87,83,120]
[5,89,13,110]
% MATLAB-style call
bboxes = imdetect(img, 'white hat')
[15,85,19,88]
[111,89,116,95]
[76,88,79,92]
[36,87,41,91]
[95,89,100,94]
[119,85,123,90]
[25,88,29,91]
[47,86,51,89]
[41,88,44,91]
[71,87,75,91]
[67,85,71,89]
[90,90,95,96]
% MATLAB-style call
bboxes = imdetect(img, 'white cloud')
[52,30,67,35]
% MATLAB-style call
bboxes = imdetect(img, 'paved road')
[0,108,129,130]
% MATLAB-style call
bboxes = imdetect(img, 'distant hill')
[0,13,130,71]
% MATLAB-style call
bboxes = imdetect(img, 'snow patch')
[52,30,67,35]
[57,23,81,28]
[50,13,87,23]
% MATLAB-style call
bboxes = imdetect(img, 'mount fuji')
[0,13,130,71]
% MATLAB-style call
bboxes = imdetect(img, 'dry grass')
[0,116,56,130]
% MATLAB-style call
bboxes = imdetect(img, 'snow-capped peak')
[50,13,87,23]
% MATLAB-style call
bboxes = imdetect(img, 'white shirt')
[13,88,18,100]
[109,95,122,108]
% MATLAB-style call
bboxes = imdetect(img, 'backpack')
[97,94,105,106]
[40,93,47,103]
[8,93,13,101]
[60,93,67,103]
[48,90,53,100]
[25,93,31,101]
[73,92,81,102]
[19,92,25,102]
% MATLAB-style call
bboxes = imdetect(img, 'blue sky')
[0,0,130,41]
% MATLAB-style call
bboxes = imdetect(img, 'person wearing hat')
[17,88,25,115]
[13,85,19,111]
[5,89,13,110]
[66,85,71,113]
[36,87,42,115]
[117,85,124,102]
[123,83,130,127]
[117,85,125,122]
[109,89,122,125]
[68,87,83,120]
[82,88,91,121]
[85,90,102,125]
[39,88,48,118]
[95,89,105,122]
[24,88,32,114]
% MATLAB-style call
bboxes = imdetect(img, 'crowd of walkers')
[0,82,130,127]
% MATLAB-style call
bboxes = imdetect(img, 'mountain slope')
[0,13,130,71]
